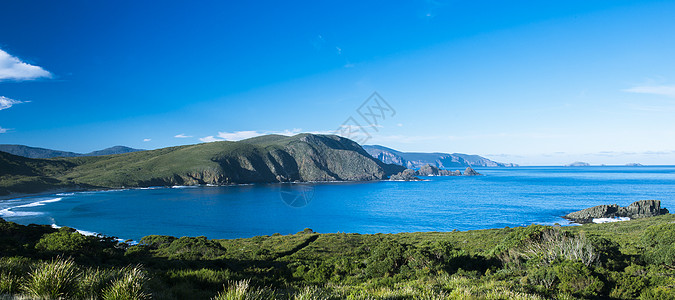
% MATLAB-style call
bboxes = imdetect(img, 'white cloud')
[214,128,303,141]
[216,130,264,141]
[623,85,675,98]
[199,136,222,143]
[143,138,151,142]
[174,133,192,138]
[0,96,25,111]
[0,127,7,133]
[0,49,51,81]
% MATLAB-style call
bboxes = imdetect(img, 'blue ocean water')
[1,166,674,241]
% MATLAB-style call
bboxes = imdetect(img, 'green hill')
[0,144,143,159]
[0,134,404,196]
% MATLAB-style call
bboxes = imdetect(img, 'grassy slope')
[2,214,673,299]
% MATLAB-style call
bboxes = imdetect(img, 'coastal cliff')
[0,134,405,196]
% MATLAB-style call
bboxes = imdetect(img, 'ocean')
[1,166,674,241]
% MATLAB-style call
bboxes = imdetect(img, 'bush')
[22,256,80,299]
[34,227,110,259]
[554,260,604,297]
[609,270,648,299]
[641,223,675,267]
[364,239,407,278]
[526,265,556,289]
[640,286,675,300]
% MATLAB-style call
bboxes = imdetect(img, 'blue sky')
[2,1,675,165]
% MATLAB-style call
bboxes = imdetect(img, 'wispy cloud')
[199,136,221,143]
[0,127,8,134]
[0,49,51,81]
[623,85,675,98]
[199,129,304,143]
[0,96,26,111]
[174,133,192,138]
[143,138,151,142]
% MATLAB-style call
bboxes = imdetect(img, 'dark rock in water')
[564,200,670,224]
[389,169,422,181]
[463,167,481,176]
[415,164,461,176]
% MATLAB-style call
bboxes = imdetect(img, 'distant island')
[566,161,591,167]
[625,163,644,167]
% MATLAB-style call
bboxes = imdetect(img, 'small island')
[566,161,591,167]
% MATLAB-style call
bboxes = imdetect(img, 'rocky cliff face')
[362,145,516,168]
[564,200,670,224]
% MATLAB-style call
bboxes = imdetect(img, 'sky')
[1,1,675,166]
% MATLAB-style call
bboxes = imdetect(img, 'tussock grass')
[212,280,274,300]
[22,256,79,300]
[102,265,149,300]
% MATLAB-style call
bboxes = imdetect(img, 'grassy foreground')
[1,215,674,299]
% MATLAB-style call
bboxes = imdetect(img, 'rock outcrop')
[463,167,481,176]
[389,169,422,181]
[564,200,670,224]
[415,164,460,176]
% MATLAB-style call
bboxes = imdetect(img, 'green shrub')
[526,265,556,289]
[138,235,177,248]
[364,239,407,278]
[22,256,80,299]
[102,265,149,300]
[553,260,604,297]
[609,271,648,299]
[641,223,675,267]
[35,227,106,258]
[639,286,675,300]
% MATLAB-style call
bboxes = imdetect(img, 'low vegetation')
[1,214,674,299]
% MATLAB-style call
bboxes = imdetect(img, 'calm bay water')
[1,166,674,241]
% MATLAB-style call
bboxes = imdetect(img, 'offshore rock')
[564,200,669,224]
[415,164,461,176]
[463,167,481,176]
[389,169,422,181]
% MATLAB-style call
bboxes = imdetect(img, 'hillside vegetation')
[0,134,404,196]
[0,214,673,299]
[0,144,142,159]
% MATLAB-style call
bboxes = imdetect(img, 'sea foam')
[592,217,631,224]
[0,197,62,217]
